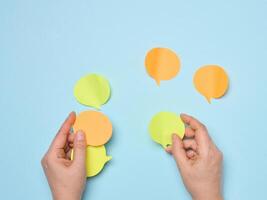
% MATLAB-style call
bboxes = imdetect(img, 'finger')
[172,134,188,167]
[165,146,172,154]
[50,112,76,151]
[183,139,197,151]
[181,114,210,154]
[186,149,197,159]
[181,114,206,131]
[72,131,86,169]
[184,127,195,138]
[68,134,75,143]
[66,149,72,160]
[67,134,75,149]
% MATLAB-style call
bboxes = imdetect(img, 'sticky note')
[73,110,113,146]
[148,112,185,148]
[86,145,111,177]
[193,65,229,103]
[145,47,181,85]
[74,74,111,109]
[71,146,112,177]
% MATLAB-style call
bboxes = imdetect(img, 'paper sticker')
[74,74,111,109]
[148,112,185,148]
[71,146,111,177]
[193,65,229,103]
[73,110,113,146]
[145,47,181,85]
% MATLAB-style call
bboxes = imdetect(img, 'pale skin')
[41,112,87,200]
[42,112,223,200]
[166,114,223,200]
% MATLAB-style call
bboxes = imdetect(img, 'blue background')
[1,0,267,199]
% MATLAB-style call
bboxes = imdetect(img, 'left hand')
[41,112,87,200]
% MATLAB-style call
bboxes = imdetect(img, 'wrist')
[193,194,223,200]
[54,196,80,200]
[53,192,81,200]
[191,184,223,200]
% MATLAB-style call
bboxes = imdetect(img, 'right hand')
[166,114,223,200]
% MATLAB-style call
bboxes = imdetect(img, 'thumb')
[73,131,86,168]
[171,134,188,168]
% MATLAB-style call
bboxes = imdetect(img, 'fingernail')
[172,134,178,140]
[77,131,84,141]
[180,113,186,117]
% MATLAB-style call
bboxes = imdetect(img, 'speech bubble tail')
[162,143,169,149]
[205,96,212,104]
[106,156,112,162]
[93,104,101,110]
[155,79,161,86]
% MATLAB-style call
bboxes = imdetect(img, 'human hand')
[41,112,87,200]
[166,114,223,200]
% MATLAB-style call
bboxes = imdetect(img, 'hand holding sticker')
[74,74,111,109]
[193,65,229,103]
[145,47,181,85]
[149,112,185,148]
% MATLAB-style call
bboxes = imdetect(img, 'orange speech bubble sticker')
[193,65,229,103]
[73,111,112,146]
[145,47,181,85]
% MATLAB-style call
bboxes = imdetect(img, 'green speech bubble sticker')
[149,112,185,148]
[85,145,112,177]
[74,74,111,109]
[71,145,112,177]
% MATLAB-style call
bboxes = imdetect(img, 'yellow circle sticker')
[71,145,111,177]
[74,74,111,109]
[149,112,185,148]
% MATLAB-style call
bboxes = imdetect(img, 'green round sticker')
[74,74,111,109]
[149,112,185,148]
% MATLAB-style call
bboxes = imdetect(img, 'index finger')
[180,114,211,153]
[181,113,206,131]
[49,112,76,151]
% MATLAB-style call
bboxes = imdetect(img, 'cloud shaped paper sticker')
[145,47,181,85]
[71,146,111,177]
[74,74,111,109]
[85,145,111,177]
[148,112,185,148]
[73,110,113,146]
[193,65,229,103]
